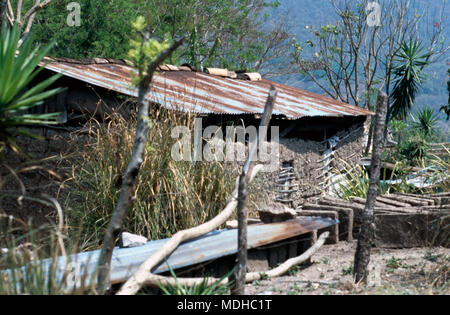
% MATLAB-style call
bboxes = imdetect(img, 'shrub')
[398,132,429,163]
[331,159,415,199]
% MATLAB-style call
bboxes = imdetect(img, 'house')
[35,57,373,207]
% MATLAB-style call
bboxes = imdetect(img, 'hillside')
[267,0,449,135]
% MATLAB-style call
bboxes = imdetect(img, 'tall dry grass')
[64,108,235,250]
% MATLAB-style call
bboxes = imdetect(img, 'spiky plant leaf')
[0,23,65,153]
[389,39,430,121]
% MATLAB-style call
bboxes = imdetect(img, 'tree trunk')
[354,91,388,284]
[364,116,374,156]
[230,172,248,295]
[230,86,277,295]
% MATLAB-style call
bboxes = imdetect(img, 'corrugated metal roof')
[41,58,373,119]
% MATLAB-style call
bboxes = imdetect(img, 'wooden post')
[230,86,277,295]
[230,172,248,295]
[353,91,388,284]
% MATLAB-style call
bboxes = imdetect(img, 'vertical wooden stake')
[231,172,248,295]
[354,91,388,284]
[230,86,277,295]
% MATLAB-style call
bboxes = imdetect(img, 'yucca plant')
[0,23,65,154]
[389,39,430,121]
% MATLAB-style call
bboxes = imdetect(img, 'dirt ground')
[245,241,449,295]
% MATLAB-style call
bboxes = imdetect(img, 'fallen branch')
[136,232,330,289]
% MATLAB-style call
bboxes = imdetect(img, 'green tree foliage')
[31,0,137,58]
[127,16,173,85]
[0,23,64,154]
[30,0,285,72]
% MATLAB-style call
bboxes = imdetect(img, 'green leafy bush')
[412,107,440,137]
[398,132,429,162]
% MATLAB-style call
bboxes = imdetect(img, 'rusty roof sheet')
[7,216,337,291]
[41,58,374,119]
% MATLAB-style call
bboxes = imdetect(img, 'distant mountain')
[266,0,449,135]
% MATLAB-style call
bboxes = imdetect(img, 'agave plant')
[389,39,430,121]
[411,106,440,137]
[0,23,65,153]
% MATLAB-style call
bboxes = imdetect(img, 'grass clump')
[0,217,94,295]
[65,109,235,249]
[158,266,232,295]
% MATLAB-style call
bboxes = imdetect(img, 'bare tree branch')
[6,0,13,21]
[137,232,329,289]
[16,0,22,22]
[19,0,50,27]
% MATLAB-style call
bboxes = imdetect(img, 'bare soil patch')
[245,241,449,295]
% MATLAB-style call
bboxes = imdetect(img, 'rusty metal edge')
[2,216,338,291]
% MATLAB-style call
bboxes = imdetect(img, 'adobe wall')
[245,121,366,210]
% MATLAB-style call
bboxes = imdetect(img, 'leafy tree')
[0,23,64,154]
[31,0,137,58]
[29,0,291,76]
[291,0,447,153]
[292,0,446,110]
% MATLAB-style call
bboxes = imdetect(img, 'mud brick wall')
[247,121,366,210]
[332,122,366,172]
